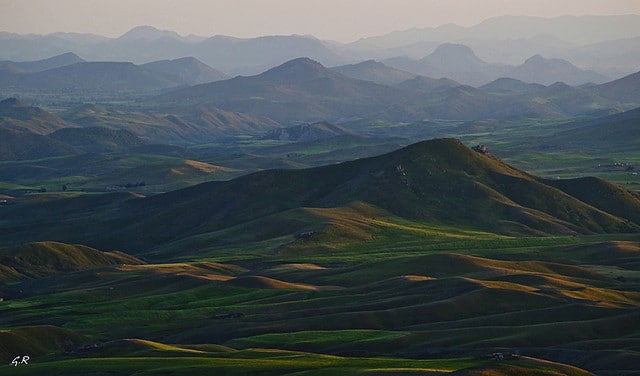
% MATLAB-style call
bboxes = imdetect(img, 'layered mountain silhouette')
[49,127,145,153]
[384,43,506,86]
[152,57,628,123]
[331,60,417,85]
[260,121,355,142]
[0,98,68,134]
[0,62,185,92]
[0,55,228,94]
[2,139,638,251]
[591,70,640,103]
[385,44,609,86]
[141,57,228,85]
[153,57,426,122]
[3,16,639,77]
[541,106,640,153]
[509,54,607,85]
[397,75,461,92]
[0,52,85,73]
[479,77,545,94]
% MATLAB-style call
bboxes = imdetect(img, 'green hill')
[260,121,355,142]
[0,127,77,161]
[1,139,637,253]
[0,97,69,135]
[121,138,637,248]
[0,325,89,360]
[549,106,640,153]
[49,126,145,153]
[61,103,281,144]
[0,241,143,281]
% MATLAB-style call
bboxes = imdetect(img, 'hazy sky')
[2,0,640,42]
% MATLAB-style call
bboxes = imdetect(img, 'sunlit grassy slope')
[0,232,637,375]
[1,139,638,375]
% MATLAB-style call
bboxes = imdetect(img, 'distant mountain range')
[0,53,228,95]
[2,55,640,144]
[2,15,640,77]
[152,57,428,123]
[152,57,638,123]
[383,43,607,86]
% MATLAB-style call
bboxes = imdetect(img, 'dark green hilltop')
[2,138,638,253]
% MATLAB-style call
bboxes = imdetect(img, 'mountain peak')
[419,43,487,73]
[117,25,182,41]
[429,43,480,60]
[257,57,335,81]
[511,54,607,85]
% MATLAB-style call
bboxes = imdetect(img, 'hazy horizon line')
[3,13,640,43]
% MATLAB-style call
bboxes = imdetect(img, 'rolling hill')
[508,54,608,85]
[0,241,143,281]
[60,103,281,143]
[1,139,637,252]
[0,52,85,73]
[590,70,640,104]
[540,106,640,153]
[49,127,145,153]
[1,61,185,93]
[479,77,545,94]
[397,75,461,92]
[331,59,417,85]
[0,97,69,134]
[141,57,229,85]
[0,139,637,376]
[0,127,77,161]
[260,121,355,142]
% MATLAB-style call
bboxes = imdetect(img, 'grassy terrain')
[0,230,637,375]
[1,133,638,375]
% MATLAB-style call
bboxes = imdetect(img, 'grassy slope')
[0,140,638,375]
[0,233,636,375]
[0,241,143,281]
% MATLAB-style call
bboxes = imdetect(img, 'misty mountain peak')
[428,43,481,61]
[258,57,334,82]
[419,43,488,74]
[522,54,567,67]
[118,25,183,41]
[511,54,607,85]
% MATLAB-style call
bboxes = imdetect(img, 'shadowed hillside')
[49,127,145,153]
[0,241,143,281]
[1,139,637,253]
[0,97,69,134]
